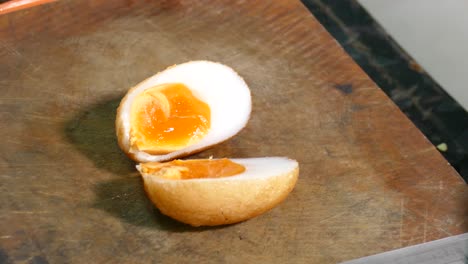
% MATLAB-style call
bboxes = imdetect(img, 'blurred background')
[359,0,468,111]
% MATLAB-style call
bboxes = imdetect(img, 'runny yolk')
[140,159,246,180]
[130,83,211,154]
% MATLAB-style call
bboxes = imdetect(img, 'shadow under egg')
[63,96,135,176]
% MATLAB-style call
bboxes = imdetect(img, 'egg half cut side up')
[138,157,299,227]
[116,61,252,163]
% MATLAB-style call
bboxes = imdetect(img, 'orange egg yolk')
[130,83,211,154]
[140,159,246,180]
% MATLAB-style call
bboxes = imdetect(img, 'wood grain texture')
[0,0,466,263]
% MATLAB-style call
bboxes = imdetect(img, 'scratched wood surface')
[1,1,467,263]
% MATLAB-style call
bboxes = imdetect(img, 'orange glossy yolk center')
[130,83,211,153]
[140,159,246,180]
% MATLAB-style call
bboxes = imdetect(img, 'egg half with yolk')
[116,61,252,163]
[138,157,299,226]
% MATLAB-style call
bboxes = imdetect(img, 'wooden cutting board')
[1,1,466,263]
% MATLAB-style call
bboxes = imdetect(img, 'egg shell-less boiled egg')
[116,61,252,163]
[138,157,299,227]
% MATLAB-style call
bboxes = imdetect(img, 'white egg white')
[137,157,299,182]
[117,61,252,163]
